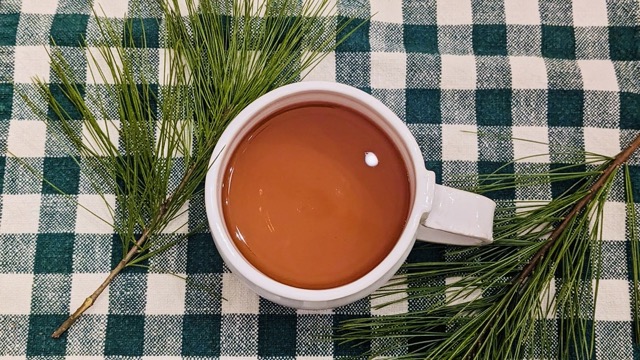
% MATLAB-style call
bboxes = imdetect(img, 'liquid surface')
[222,104,411,289]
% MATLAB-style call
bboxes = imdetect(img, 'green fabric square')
[472,25,507,56]
[258,314,297,356]
[406,89,440,124]
[407,241,446,263]
[541,25,576,59]
[50,14,89,47]
[627,165,640,201]
[0,13,19,46]
[104,315,145,356]
[33,233,74,273]
[182,314,221,356]
[550,163,587,199]
[547,89,584,127]
[620,92,640,129]
[403,25,437,53]
[337,17,370,52]
[187,233,223,273]
[123,18,160,49]
[558,318,595,359]
[333,315,371,356]
[408,325,446,354]
[0,83,14,120]
[608,26,639,61]
[26,315,68,356]
[478,161,515,200]
[476,89,512,126]
[47,83,86,121]
[425,160,442,183]
[42,156,80,195]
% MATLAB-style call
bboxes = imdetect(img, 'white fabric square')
[578,60,619,91]
[539,280,557,319]
[510,56,548,89]
[371,0,403,24]
[371,52,406,89]
[145,273,186,314]
[158,49,187,86]
[70,273,110,314]
[370,279,407,315]
[14,46,50,84]
[0,195,41,234]
[161,201,189,234]
[512,126,550,163]
[441,124,478,161]
[221,273,260,314]
[572,0,609,26]
[440,55,476,90]
[504,0,541,25]
[21,0,58,14]
[445,277,482,306]
[596,202,627,241]
[0,274,33,314]
[155,119,192,158]
[86,47,123,85]
[594,279,631,321]
[584,127,620,157]
[302,52,336,82]
[437,0,472,25]
[75,194,115,234]
[82,120,120,157]
[92,0,128,18]
[7,121,47,157]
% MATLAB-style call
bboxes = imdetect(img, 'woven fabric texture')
[0,0,639,358]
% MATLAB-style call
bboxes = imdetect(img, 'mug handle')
[416,171,496,246]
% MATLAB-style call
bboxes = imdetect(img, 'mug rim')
[204,81,430,306]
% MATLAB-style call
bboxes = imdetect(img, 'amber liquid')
[222,103,411,289]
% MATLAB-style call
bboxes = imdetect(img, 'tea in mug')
[222,103,411,289]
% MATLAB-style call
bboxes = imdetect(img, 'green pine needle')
[335,140,640,359]
[20,0,366,338]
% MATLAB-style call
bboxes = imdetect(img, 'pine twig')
[464,133,640,357]
[51,166,196,338]
[51,229,150,338]
[515,132,640,285]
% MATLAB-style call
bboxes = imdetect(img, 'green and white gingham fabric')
[0,0,639,358]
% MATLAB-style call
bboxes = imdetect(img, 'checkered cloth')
[0,0,639,358]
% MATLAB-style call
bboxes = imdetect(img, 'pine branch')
[335,133,640,359]
[515,133,640,285]
[51,164,196,338]
[27,0,366,339]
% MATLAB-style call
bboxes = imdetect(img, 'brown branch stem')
[51,164,197,338]
[51,229,150,338]
[467,133,640,359]
[515,132,640,284]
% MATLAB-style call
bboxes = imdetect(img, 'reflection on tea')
[222,103,411,289]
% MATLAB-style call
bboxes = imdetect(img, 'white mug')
[204,81,496,309]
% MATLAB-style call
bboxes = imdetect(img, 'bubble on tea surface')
[365,152,378,167]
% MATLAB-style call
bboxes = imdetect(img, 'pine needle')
[335,134,640,359]
[20,0,366,338]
